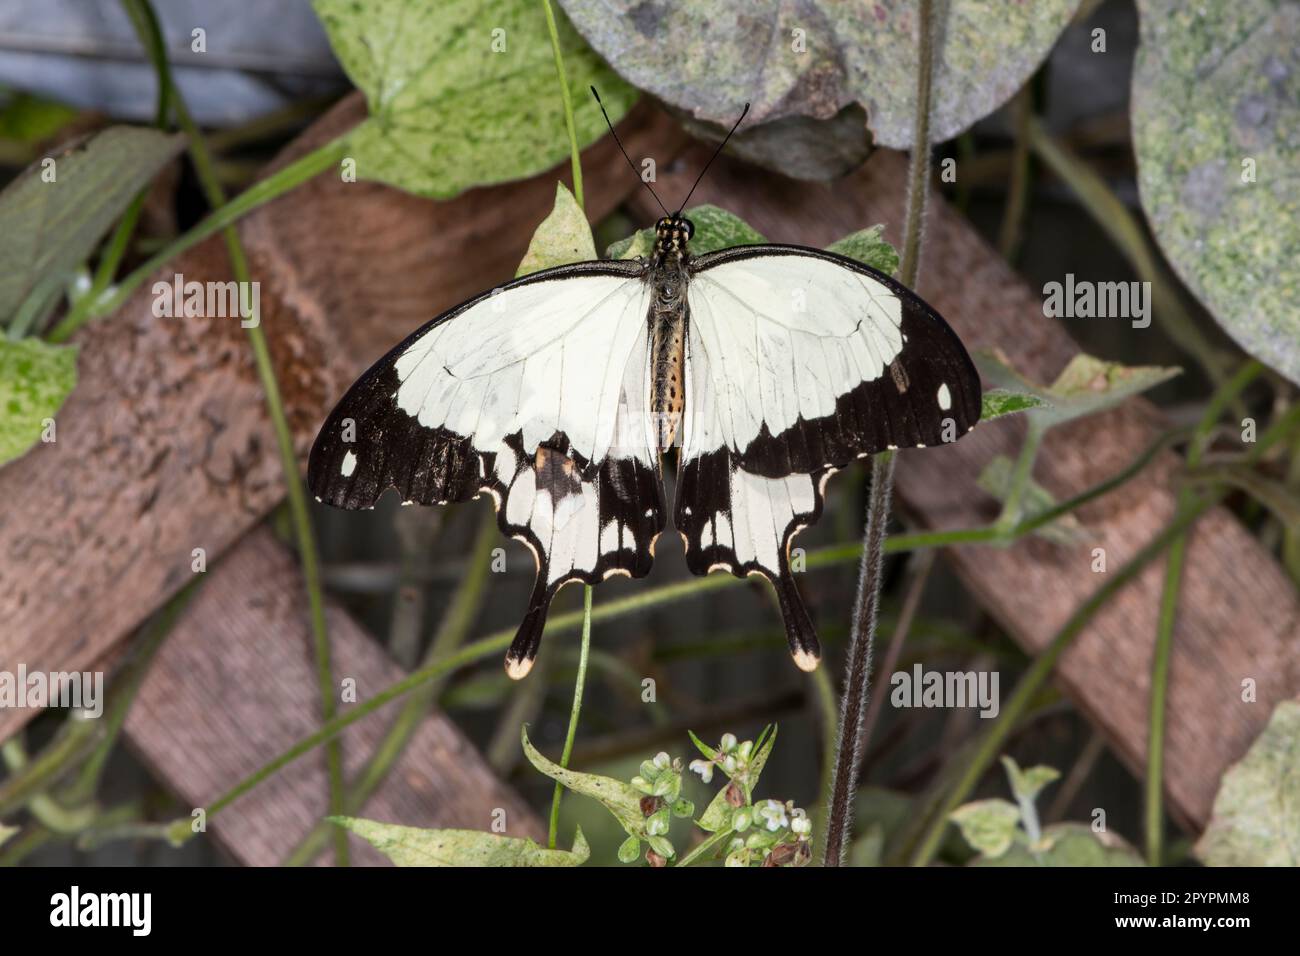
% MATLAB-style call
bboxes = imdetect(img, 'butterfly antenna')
[675,101,750,215]
[590,86,669,217]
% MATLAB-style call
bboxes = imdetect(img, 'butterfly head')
[655,215,694,257]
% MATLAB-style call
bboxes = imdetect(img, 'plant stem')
[823,0,934,868]
[1145,359,1263,865]
[548,585,593,848]
[118,0,347,864]
[994,420,1046,532]
[909,494,1219,867]
[540,0,584,209]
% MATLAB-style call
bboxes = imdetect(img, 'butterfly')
[307,91,981,679]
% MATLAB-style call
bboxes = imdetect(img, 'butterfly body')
[648,216,694,450]
[308,212,981,679]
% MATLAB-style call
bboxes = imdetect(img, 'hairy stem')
[823,0,934,867]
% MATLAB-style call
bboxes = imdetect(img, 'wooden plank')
[123,526,542,865]
[0,93,688,743]
[627,147,1300,829]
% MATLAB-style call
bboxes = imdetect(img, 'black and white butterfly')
[308,95,981,679]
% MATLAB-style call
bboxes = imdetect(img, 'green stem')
[548,584,593,849]
[117,0,347,864]
[909,494,1219,866]
[540,0,584,209]
[1145,359,1263,865]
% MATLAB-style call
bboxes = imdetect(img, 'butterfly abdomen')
[649,272,688,452]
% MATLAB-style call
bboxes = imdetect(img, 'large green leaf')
[559,0,1079,152]
[0,338,77,469]
[0,126,182,323]
[1195,700,1300,866]
[1133,1,1300,386]
[331,816,589,866]
[313,0,636,198]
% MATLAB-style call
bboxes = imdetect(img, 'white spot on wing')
[341,450,357,477]
[937,383,952,411]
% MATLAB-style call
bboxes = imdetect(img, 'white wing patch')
[685,254,903,454]
[393,274,650,466]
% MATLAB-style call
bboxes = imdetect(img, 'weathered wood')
[628,147,1300,829]
[123,526,542,865]
[0,94,688,743]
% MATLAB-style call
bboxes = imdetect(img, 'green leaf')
[978,456,1086,545]
[1000,756,1061,805]
[1132,1,1300,386]
[971,823,1145,866]
[980,388,1051,422]
[949,798,1022,859]
[330,816,589,866]
[607,203,767,260]
[0,126,183,324]
[521,726,661,852]
[825,224,899,276]
[1195,699,1300,866]
[516,182,596,277]
[0,821,16,848]
[0,338,77,469]
[313,0,636,199]
[977,349,1180,430]
[558,0,1080,151]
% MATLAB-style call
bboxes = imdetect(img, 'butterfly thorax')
[648,217,693,453]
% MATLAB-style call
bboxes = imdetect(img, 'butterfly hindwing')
[675,245,982,666]
[307,260,666,677]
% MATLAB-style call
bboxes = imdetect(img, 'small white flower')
[688,758,714,783]
[791,811,811,836]
[758,799,789,832]
[721,754,738,774]
[719,733,738,753]
[653,751,672,770]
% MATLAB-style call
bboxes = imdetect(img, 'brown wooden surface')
[0,94,688,745]
[123,527,542,865]
[629,147,1300,829]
